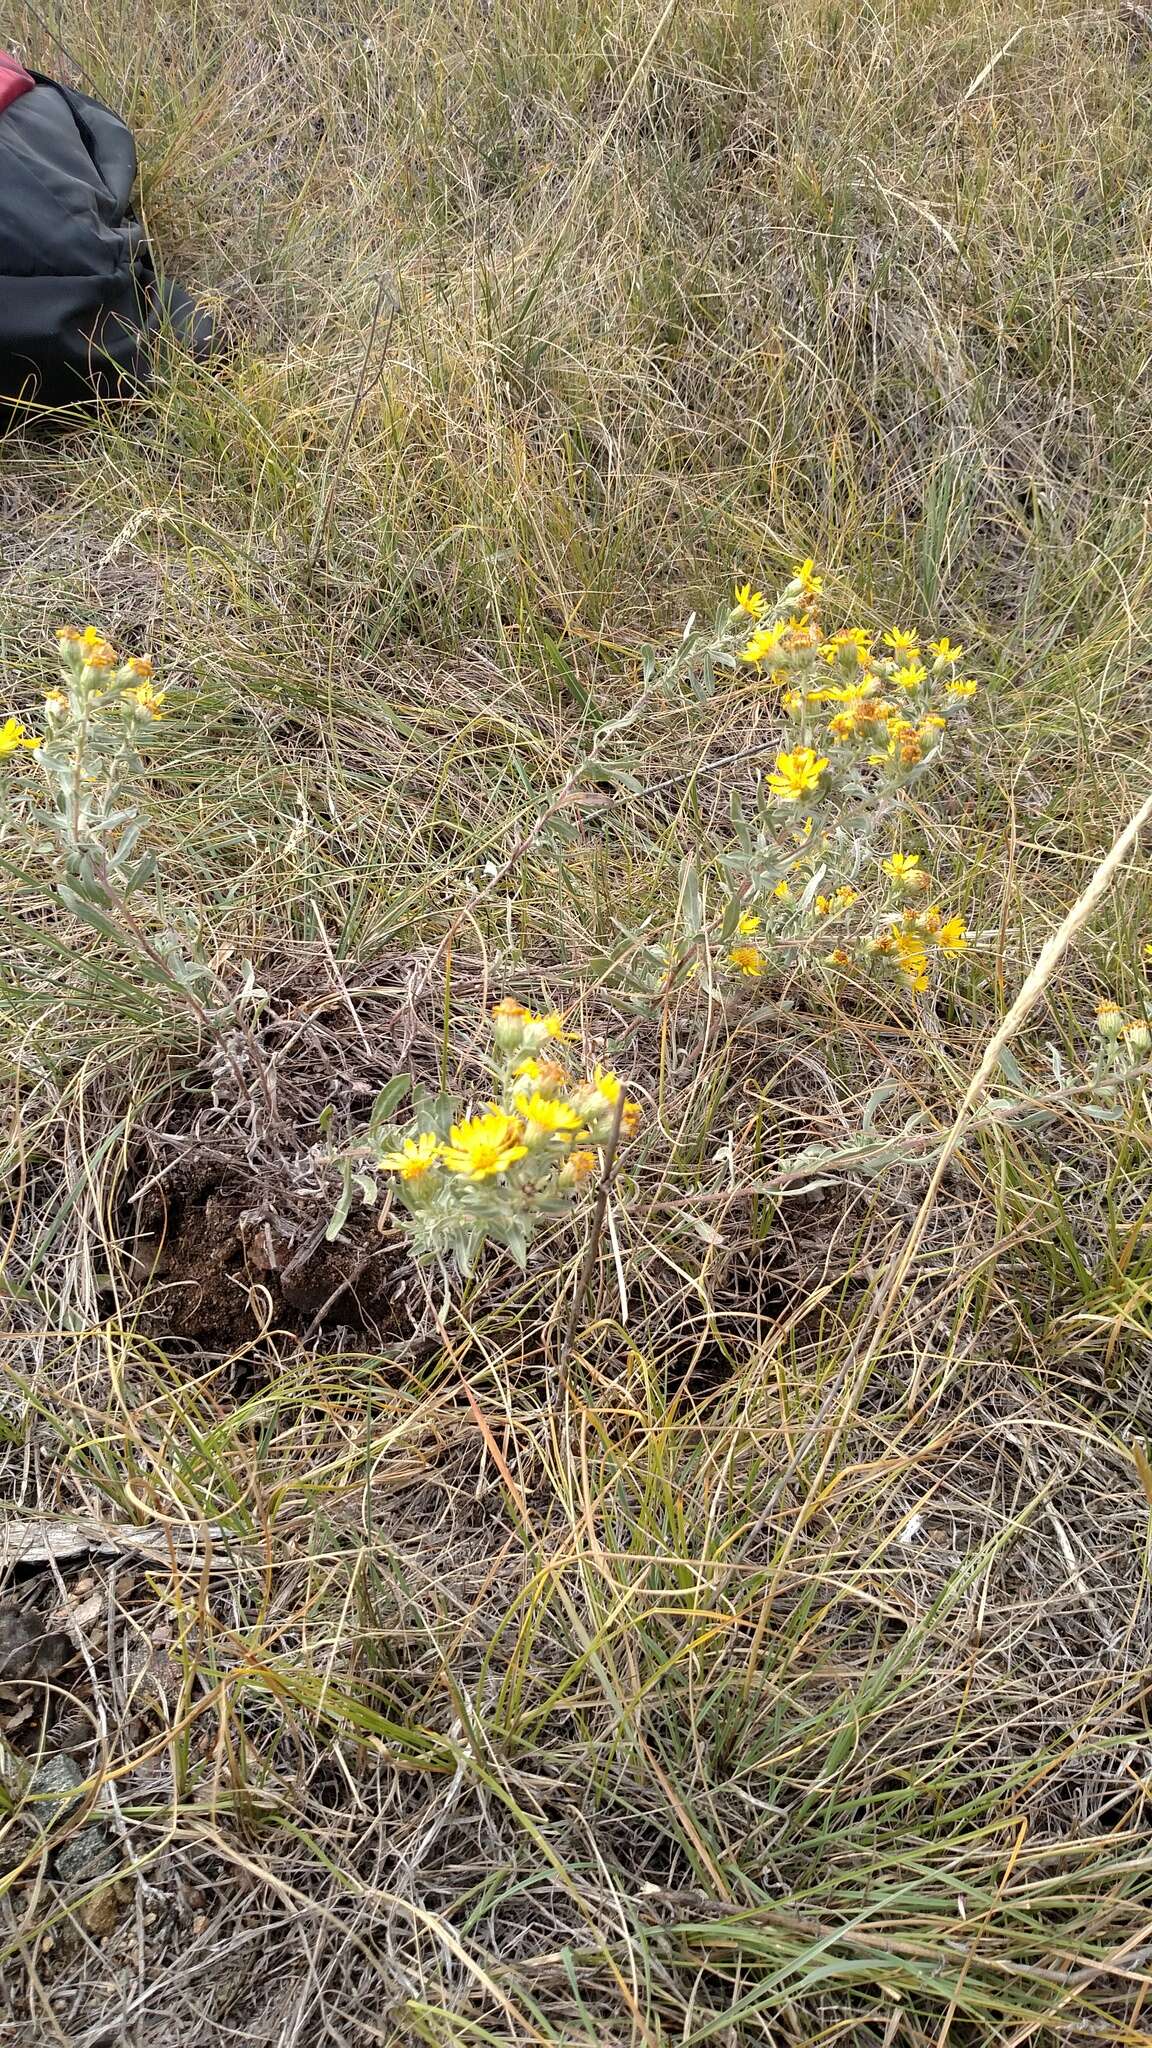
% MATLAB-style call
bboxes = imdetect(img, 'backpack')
[0,52,213,412]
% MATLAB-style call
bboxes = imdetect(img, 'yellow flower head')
[441,1107,528,1180]
[513,1056,568,1094]
[1124,1020,1152,1053]
[814,895,831,917]
[883,628,920,654]
[821,628,872,663]
[43,689,68,716]
[781,688,803,713]
[883,852,920,879]
[919,713,947,732]
[736,911,762,935]
[513,1089,585,1139]
[126,655,153,679]
[947,679,978,698]
[377,1131,443,1181]
[734,582,766,619]
[560,1149,598,1186]
[0,716,39,757]
[792,558,824,599]
[892,663,928,692]
[928,637,964,663]
[936,916,967,954]
[827,946,852,967]
[827,711,860,743]
[766,747,828,802]
[729,943,765,977]
[492,998,529,1022]
[772,879,792,901]
[833,885,858,910]
[893,930,930,991]
[739,619,788,665]
[125,682,166,718]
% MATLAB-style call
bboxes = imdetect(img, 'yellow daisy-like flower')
[739,619,789,665]
[919,713,947,732]
[126,655,153,679]
[772,879,792,901]
[0,716,39,757]
[827,946,852,967]
[441,1106,528,1180]
[513,1090,585,1139]
[1124,1020,1152,1053]
[833,886,858,910]
[936,916,967,953]
[883,852,920,879]
[125,682,167,718]
[947,679,978,698]
[892,663,928,691]
[729,943,765,977]
[883,627,920,654]
[781,688,803,713]
[765,747,828,802]
[814,895,832,917]
[377,1131,443,1181]
[928,637,964,663]
[827,711,860,743]
[893,931,930,991]
[792,557,824,598]
[734,582,766,619]
[736,911,762,935]
[492,997,529,1021]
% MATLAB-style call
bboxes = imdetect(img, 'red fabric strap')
[0,51,34,117]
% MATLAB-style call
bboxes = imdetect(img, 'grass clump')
[2,2,1152,2044]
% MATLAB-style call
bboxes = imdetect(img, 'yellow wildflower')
[736,911,762,935]
[0,717,39,756]
[792,558,824,598]
[883,627,920,654]
[560,1149,598,1186]
[126,655,153,679]
[928,637,964,663]
[1124,1020,1152,1053]
[772,879,792,901]
[43,689,68,716]
[441,1107,528,1180]
[729,944,765,977]
[781,688,803,713]
[814,895,831,917]
[513,1090,585,1139]
[821,628,872,663]
[936,916,967,953]
[947,679,978,698]
[893,931,930,991]
[893,663,928,691]
[492,998,529,1021]
[833,886,858,910]
[827,946,852,967]
[377,1131,443,1181]
[513,1056,568,1092]
[827,711,859,743]
[766,747,828,802]
[919,713,947,732]
[734,582,766,619]
[883,852,920,880]
[739,619,788,665]
[125,682,166,718]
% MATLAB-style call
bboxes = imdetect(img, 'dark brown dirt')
[130,1150,417,1348]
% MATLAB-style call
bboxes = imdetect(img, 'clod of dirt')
[130,1151,417,1347]
[0,1605,74,1691]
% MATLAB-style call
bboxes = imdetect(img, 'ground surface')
[4,2,1152,2043]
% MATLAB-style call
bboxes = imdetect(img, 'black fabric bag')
[0,64,213,413]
